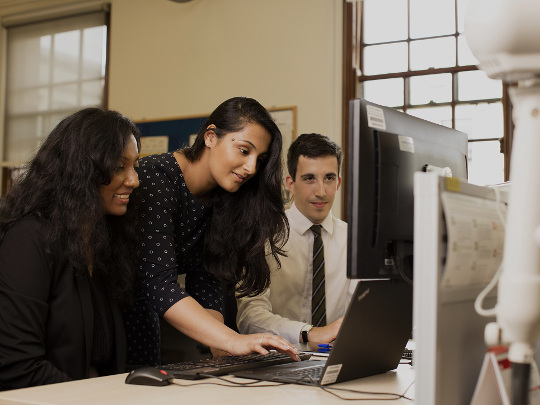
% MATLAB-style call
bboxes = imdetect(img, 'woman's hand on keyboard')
[225,334,301,361]
[210,347,231,358]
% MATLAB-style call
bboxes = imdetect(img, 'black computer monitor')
[347,98,468,281]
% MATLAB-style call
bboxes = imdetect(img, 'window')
[356,0,506,186]
[2,10,108,191]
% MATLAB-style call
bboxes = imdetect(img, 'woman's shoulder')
[139,152,178,170]
[133,153,188,213]
[1,217,51,259]
[5,217,48,237]
[0,217,66,292]
[138,153,183,184]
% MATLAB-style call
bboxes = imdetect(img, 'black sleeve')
[0,220,71,389]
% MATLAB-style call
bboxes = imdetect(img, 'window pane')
[9,36,43,88]
[52,30,81,83]
[458,71,502,101]
[468,140,504,186]
[410,0,455,38]
[455,102,503,140]
[363,43,408,75]
[406,106,453,128]
[362,78,404,107]
[82,26,107,79]
[5,117,41,162]
[51,83,78,109]
[5,111,69,163]
[7,87,48,115]
[457,35,478,66]
[363,0,407,44]
[81,79,104,105]
[410,37,456,70]
[457,0,471,33]
[39,35,52,84]
[410,73,452,105]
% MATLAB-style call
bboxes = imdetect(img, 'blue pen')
[318,344,331,348]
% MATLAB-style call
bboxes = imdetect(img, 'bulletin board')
[136,115,207,157]
[135,106,297,158]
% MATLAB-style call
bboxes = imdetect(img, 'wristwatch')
[300,324,313,343]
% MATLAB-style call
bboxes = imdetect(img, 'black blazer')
[0,218,126,390]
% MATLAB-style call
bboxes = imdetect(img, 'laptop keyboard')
[162,352,312,380]
[271,363,324,380]
[240,347,415,384]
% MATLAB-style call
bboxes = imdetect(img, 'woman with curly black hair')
[124,97,300,366]
[0,107,141,389]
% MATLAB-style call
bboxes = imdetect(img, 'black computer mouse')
[125,367,173,386]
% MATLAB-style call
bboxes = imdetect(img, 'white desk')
[0,365,414,405]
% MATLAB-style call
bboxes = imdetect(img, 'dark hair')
[287,133,343,180]
[0,107,141,307]
[182,97,289,297]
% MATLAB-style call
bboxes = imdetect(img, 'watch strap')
[301,324,313,343]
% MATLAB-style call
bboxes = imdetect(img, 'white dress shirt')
[236,203,359,343]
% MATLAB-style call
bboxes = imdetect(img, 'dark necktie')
[310,225,326,327]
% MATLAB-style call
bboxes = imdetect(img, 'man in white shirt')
[236,133,358,344]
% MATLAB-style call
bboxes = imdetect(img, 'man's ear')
[204,125,217,148]
[336,176,342,191]
[285,175,295,197]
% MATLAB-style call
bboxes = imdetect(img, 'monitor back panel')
[413,173,507,405]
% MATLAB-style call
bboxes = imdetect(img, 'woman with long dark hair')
[0,107,141,389]
[125,97,299,366]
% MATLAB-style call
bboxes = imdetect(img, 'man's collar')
[288,202,334,236]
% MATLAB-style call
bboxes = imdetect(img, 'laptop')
[232,279,413,386]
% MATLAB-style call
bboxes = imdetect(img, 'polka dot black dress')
[123,152,223,367]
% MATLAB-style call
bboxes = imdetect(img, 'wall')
[0,0,344,216]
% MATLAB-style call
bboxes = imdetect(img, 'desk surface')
[0,365,415,405]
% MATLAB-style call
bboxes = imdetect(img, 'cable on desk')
[172,374,415,402]
[319,386,413,402]
[401,379,415,399]
[170,374,287,388]
[319,379,415,402]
